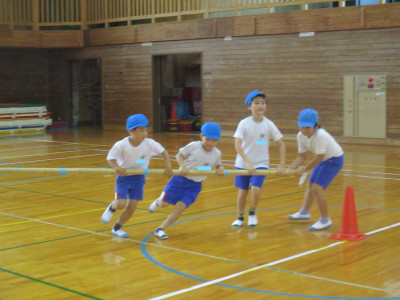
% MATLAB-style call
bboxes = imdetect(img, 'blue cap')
[298,109,318,127]
[201,122,221,139]
[245,90,266,106]
[126,114,149,131]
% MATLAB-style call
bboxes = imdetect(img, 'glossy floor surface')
[1,128,400,300]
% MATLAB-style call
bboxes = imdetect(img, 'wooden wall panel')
[364,3,400,29]
[79,4,400,49]
[44,27,400,144]
[1,4,400,145]
[83,4,398,47]
[0,30,40,48]
[39,31,84,48]
[214,17,236,38]
[84,27,136,46]
[136,19,215,42]
[99,46,153,131]
[83,28,107,46]
[234,16,257,37]
[0,48,48,104]
[256,7,363,35]
[0,30,84,48]
[0,3,399,49]
[46,51,69,121]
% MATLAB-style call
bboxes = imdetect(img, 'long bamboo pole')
[0,167,296,176]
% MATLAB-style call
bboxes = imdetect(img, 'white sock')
[299,208,309,215]
[319,217,330,224]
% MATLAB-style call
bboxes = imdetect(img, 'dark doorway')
[68,59,102,127]
[152,53,201,133]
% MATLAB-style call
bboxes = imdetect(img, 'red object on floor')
[170,102,177,119]
[329,187,369,242]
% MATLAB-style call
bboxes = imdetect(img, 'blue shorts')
[309,155,344,189]
[115,175,145,200]
[161,175,202,208]
[234,167,267,190]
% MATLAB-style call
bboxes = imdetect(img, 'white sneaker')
[101,205,115,224]
[248,215,258,228]
[287,211,310,220]
[112,228,129,238]
[154,229,168,240]
[148,199,160,213]
[309,219,332,231]
[231,219,244,228]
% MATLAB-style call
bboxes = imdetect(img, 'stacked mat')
[0,104,52,135]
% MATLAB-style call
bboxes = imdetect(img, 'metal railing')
[0,0,390,30]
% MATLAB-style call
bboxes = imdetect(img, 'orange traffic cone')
[170,102,178,120]
[329,187,369,242]
[167,102,180,132]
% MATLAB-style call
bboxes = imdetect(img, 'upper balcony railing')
[0,0,394,31]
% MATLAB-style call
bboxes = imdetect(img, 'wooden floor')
[1,127,400,300]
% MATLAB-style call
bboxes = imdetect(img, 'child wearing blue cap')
[101,114,173,238]
[148,122,224,239]
[231,90,286,228]
[287,108,344,230]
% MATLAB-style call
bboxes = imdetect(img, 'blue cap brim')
[128,123,148,130]
[245,90,266,106]
[205,135,220,139]
[298,121,315,127]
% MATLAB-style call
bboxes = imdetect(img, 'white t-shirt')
[234,116,283,169]
[297,128,343,160]
[107,137,165,169]
[179,141,222,182]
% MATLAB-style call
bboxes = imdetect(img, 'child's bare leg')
[232,189,248,227]
[117,200,138,226]
[148,192,169,213]
[301,181,314,213]
[247,186,261,227]
[287,182,313,220]
[101,199,126,225]
[249,186,261,210]
[311,184,329,218]
[110,199,137,238]
[159,199,170,208]
[160,201,187,230]
[236,189,248,214]
[114,199,127,209]
[308,183,331,230]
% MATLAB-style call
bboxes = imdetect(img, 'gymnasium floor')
[1,127,400,300]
